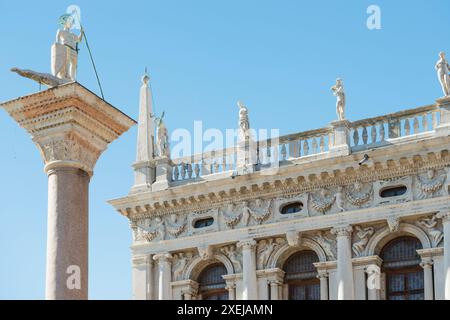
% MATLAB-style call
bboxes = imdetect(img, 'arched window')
[198,263,228,300]
[381,236,423,300]
[283,250,320,300]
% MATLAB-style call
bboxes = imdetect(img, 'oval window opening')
[280,202,304,214]
[380,185,407,198]
[194,217,214,228]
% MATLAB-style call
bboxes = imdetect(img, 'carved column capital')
[153,253,173,264]
[316,269,329,279]
[237,239,257,250]
[331,225,353,237]
[437,212,450,223]
[420,257,434,269]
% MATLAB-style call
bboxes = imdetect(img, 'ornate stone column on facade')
[223,274,240,300]
[329,120,351,156]
[420,257,434,300]
[131,254,153,300]
[0,83,135,300]
[317,269,329,300]
[154,253,173,300]
[331,226,354,300]
[237,239,258,300]
[437,212,450,300]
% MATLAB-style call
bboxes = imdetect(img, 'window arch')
[380,236,424,300]
[282,250,320,300]
[197,263,228,300]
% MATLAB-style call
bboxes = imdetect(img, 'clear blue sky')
[0,0,449,299]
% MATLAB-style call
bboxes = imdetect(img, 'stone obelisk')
[1,83,135,299]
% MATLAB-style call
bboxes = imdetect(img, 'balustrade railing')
[171,104,441,183]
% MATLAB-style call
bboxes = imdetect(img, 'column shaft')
[318,275,329,300]
[333,226,354,300]
[420,259,434,300]
[239,240,258,300]
[442,215,450,300]
[154,254,172,300]
[45,167,89,300]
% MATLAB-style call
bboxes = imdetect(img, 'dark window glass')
[381,237,424,300]
[280,202,304,214]
[283,250,320,300]
[198,263,228,300]
[380,185,407,198]
[194,217,214,228]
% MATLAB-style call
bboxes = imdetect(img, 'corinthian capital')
[153,253,173,263]
[237,239,257,250]
[437,212,450,222]
[331,225,353,237]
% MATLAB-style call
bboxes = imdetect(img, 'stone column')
[437,212,450,300]
[268,280,283,300]
[317,269,329,300]
[225,283,236,300]
[238,239,258,300]
[0,83,135,300]
[332,226,354,300]
[420,257,434,300]
[330,120,351,156]
[131,254,152,300]
[154,253,172,300]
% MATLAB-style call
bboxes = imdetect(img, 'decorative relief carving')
[387,216,400,232]
[313,231,336,260]
[197,245,213,260]
[346,181,372,207]
[286,231,302,247]
[221,203,245,229]
[256,238,286,269]
[415,169,446,199]
[416,214,443,247]
[352,226,375,257]
[39,136,101,171]
[243,199,272,224]
[220,245,242,273]
[309,189,335,214]
[166,213,187,238]
[172,252,195,281]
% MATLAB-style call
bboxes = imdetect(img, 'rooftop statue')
[155,112,170,158]
[11,12,84,87]
[436,51,450,97]
[237,100,250,138]
[331,78,346,121]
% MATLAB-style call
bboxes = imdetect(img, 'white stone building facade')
[109,75,450,300]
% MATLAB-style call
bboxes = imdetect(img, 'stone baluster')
[413,117,419,134]
[362,127,368,145]
[371,125,377,144]
[422,113,428,131]
[353,129,359,146]
[319,136,325,152]
[404,119,411,136]
[303,140,309,156]
[379,123,385,141]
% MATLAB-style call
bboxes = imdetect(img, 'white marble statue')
[155,112,170,158]
[331,78,346,120]
[436,52,450,97]
[237,101,250,137]
[51,14,84,81]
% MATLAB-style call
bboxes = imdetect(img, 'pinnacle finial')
[142,67,150,85]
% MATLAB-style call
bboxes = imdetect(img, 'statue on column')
[51,14,84,81]
[11,12,83,87]
[331,78,346,121]
[155,112,170,158]
[436,51,450,97]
